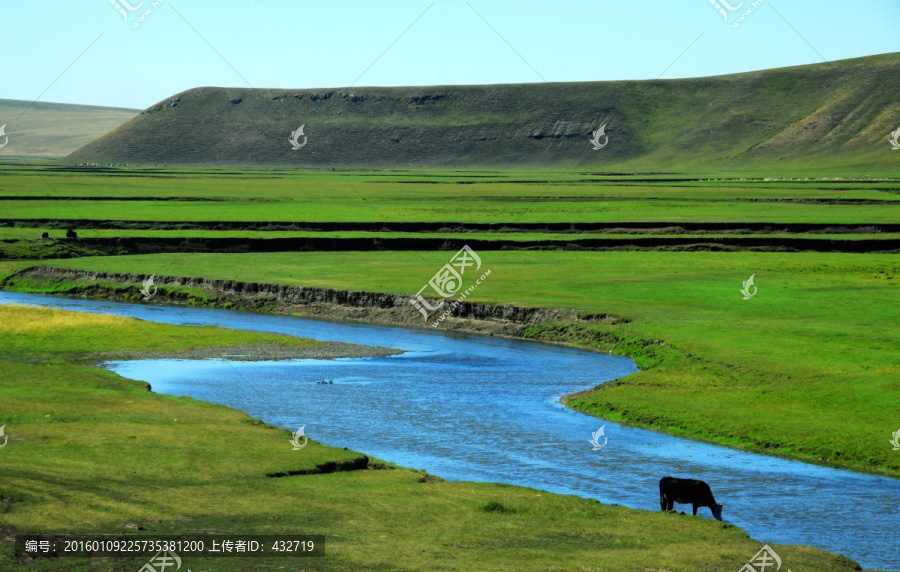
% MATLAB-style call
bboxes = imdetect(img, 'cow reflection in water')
[659,476,724,521]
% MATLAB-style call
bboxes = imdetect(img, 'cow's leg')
[692,505,698,516]
[660,493,667,511]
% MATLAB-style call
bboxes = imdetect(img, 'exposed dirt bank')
[2,265,605,338]
[266,456,371,478]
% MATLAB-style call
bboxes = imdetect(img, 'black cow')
[659,476,723,520]
[66,229,78,239]
[40,232,49,239]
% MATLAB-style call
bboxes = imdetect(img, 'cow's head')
[711,503,724,521]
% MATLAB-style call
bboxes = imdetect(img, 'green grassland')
[6,198,897,224]
[1,304,862,571]
[2,164,898,479]
[0,100,138,161]
[2,51,899,571]
[0,167,898,225]
[26,249,899,479]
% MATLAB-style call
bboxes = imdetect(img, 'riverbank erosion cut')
[3,265,624,338]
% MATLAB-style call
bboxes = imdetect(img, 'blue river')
[1,291,895,570]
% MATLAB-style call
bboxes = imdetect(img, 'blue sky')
[2,0,898,110]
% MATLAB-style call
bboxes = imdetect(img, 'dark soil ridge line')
[23,165,900,183]
[0,196,225,202]
[266,456,370,478]
[5,195,896,205]
[455,196,900,205]
[39,166,282,175]
[11,235,900,254]
[4,266,602,337]
[4,219,900,234]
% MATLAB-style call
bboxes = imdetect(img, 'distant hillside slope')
[0,100,138,161]
[65,53,900,172]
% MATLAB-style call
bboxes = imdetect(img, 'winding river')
[2,291,896,570]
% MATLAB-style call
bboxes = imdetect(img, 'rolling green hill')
[0,99,138,161]
[64,53,900,172]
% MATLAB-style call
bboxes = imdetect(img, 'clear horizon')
[2,0,899,110]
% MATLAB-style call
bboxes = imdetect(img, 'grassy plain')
[0,168,898,225]
[1,304,862,571]
[2,166,898,478]
[28,249,900,479]
[1,165,897,569]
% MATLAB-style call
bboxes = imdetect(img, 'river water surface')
[2,291,895,570]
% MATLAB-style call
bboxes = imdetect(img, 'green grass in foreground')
[32,250,900,478]
[0,305,860,571]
